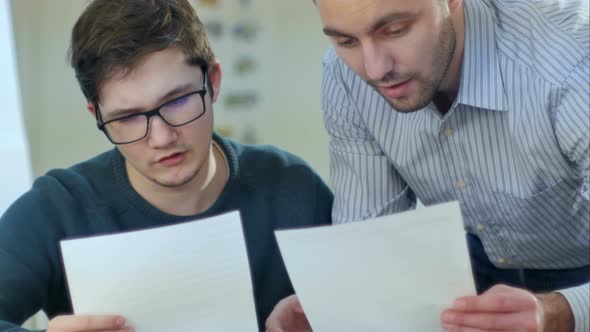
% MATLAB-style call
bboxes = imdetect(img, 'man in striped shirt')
[266,0,589,331]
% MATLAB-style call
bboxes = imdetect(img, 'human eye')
[335,37,358,48]
[167,94,191,108]
[382,24,409,38]
[117,114,144,124]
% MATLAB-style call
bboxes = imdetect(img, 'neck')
[127,141,229,216]
[436,2,466,114]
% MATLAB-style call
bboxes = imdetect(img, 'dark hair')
[68,0,216,106]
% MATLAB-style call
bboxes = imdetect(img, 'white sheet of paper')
[275,201,476,332]
[60,211,259,332]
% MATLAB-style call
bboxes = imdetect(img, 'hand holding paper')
[46,314,129,332]
[265,294,312,332]
[60,211,259,332]
[274,202,475,332]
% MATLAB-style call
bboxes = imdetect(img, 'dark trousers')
[466,233,590,294]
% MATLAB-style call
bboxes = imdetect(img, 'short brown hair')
[68,0,216,106]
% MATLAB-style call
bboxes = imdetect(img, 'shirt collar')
[456,0,508,111]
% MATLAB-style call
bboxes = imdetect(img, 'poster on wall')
[191,0,272,143]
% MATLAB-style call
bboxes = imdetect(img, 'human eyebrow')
[107,83,195,118]
[105,107,142,120]
[323,27,354,39]
[322,11,417,39]
[157,83,195,104]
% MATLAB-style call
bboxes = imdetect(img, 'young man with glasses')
[0,1,332,332]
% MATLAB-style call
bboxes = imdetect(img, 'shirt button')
[443,128,455,137]
[456,180,467,189]
[476,224,485,232]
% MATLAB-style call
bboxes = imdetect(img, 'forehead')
[317,0,431,31]
[98,47,202,114]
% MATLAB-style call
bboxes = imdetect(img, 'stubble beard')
[372,18,457,113]
[149,144,203,189]
[153,166,200,188]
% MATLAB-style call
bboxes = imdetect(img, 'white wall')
[11,1,112,179]
[0,0,32,213]
[1,0,39,328]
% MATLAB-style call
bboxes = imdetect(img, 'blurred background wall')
[1,0,32,216]
[8,0,331,329]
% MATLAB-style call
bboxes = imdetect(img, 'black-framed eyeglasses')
[96,69,209,145]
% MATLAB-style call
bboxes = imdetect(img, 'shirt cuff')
[558,283,590,332]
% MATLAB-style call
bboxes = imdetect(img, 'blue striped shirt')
[321,0,589,330]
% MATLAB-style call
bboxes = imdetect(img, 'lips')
[379,79,412,99]
[157,152,186,167]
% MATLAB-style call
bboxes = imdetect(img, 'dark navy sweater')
[0,134,333,331]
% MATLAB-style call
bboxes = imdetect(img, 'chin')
[152,170,199,188]
[385,98,426,113]
[387,91,435,113]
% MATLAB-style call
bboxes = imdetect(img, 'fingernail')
[442,312,455,323]
[116,318,125,327]
[441,323,454,331]
[453,299,466,310]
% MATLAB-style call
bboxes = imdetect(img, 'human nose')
[362,41,394,82]
[146,114,177,148]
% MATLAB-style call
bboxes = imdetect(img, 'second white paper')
[60,211,259,332]
[275,201,476,332]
